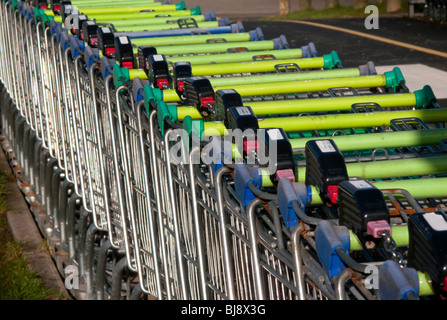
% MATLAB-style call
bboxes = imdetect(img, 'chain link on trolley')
[379,229,405,267]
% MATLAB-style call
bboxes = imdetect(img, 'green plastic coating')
[166,48,304,66]
[161,90,182,103]
[225,132,447,199]
[94,15,207,27]
[349,225,408,251]
[191,57,326,76]
[349,231,363,251]
[80,9,201,21]
[254,170,323,205]
[200,109,447,141]
[290,128,447,152]
[73,4,181,15]
[417,272,435,296]
[188,51,340,74]
[384,225,409,249]
[112,65,146,86]
[372,177,447,199]
[296,155,447,182]
[261,171,273,188]
[70,0,158,7]
[71,1,190,12]
[414,85,437,108]
[36,8,54,17]
[248,92,417,116]
[128,69,148,80]
[323,51,342,68]
[308,185,323,205]
[385,67,406,90]
[10,0,18,10]
[172,90,419,120]
[109,21,219,33]
[138,40,277,56]
[34,8,55,28]
[203,122,228,136]
[208,68,361,89]
[67,1,188,11]
[176,106,202,120]
[54,15,63,23]
[130,32,253,47]
[257,108,447,133]
[143,85,163,111]
[213,74,389,98]
[112,65,129,88]
[72,2,163,9]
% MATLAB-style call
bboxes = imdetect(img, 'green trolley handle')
[289,127,447,151]
[168,85,435,122]
[251,165,447,202]
[94,15,208,27]
[255,159,447,201]
[72,3,185,15]
[75,8,202,20]
[189,52,339,76]
[156,67,405,103]
[294,155,447,182]
[196,108,447,137]
[132,40,281,56]
[103,21,221,33]
[129,32,259,47]
[166,48,305,66]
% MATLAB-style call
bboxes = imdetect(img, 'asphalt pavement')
[241,18,447,70]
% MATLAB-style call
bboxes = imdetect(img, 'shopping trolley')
[1,0,447,301]
[164,45,317,67]
[108,50,339,104]
[213,132,447,300]
[121,50,370,298]
[63,14,237,49]
[145,102,234,299]
[37,8,139,299]
[78,56,138,300]
[167,74,444,298]
[3,2,57,229]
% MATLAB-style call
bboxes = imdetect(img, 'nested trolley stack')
[0,0,446,301]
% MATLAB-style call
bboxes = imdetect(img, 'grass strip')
[0,171,56,300]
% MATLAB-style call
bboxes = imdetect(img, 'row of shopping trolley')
[0,0,446,301]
